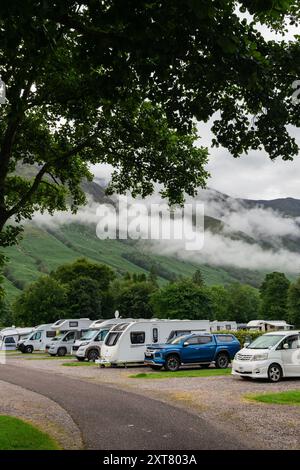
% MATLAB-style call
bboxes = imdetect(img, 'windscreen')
[80,329,98,341]
[247,335,285,349]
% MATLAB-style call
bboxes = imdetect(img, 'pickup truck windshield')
[247,335,285,349]
[167,335,187,345]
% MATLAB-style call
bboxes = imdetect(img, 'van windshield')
[247,335,285,349]
[80,329,98,341]
[51,334,63,342]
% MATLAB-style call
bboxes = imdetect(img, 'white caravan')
[73,318,135,361]
[210,321,238,332]
[99,319,210,366]
[46,318,92,356]
[0,327,34,351]
[18,324,56,353]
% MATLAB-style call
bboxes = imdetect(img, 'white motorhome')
[210,321,238,332]
[247,320,293,332]
[0,327,34,351]
[46,318,92,356]
[73,318,135,361]
[99,319,210,366]
[18,324,56,353]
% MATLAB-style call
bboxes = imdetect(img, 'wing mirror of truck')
[183,342,189,347]
[244,342,250,348]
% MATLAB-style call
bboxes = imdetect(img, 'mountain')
[2,182,300,302]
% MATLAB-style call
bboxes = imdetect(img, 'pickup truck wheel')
[87,349,99,362]
[215,353,229,369]
[164,355,180,372]
[25,345,33,354]
[57,347,67,357]
[150,365,162,371]
[268,364,282,383]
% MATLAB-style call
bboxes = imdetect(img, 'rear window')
[130,332,145,344]
[216,335,234,343]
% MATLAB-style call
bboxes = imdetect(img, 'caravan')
[73,318,135,361]
[0,327,34,351]
[46,318,92,356]
[17,324,56,353]
[100,319,210,365]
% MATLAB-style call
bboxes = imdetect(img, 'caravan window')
[105,332,121,346]
[69,321,78,328]
[130,332,145,344]
[152,328,158,343]
[226,325,231,330]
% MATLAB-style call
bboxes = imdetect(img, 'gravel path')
[5,355,300,450]
[0,379,83,449]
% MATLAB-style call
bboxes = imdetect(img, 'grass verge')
[25,355,73,360]
[246,390,300,406]
[0,415,60,450]
[130,368,231,379]
[62,361,96,367]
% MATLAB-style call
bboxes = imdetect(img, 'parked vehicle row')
[1,317,299,383]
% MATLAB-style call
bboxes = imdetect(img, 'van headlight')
[251,353,268,361]
[79,342,89,347]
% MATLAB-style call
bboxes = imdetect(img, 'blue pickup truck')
[144,333,240,371]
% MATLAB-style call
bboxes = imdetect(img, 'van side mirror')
[283,343,289,350]
[244,342,250,348]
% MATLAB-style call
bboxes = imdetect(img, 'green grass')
[130,368,231,379]
[247,390,300,406]
[61,361,96,367]
[0,415,60,450]
[25,354,73,360]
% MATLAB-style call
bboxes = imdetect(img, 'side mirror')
[244,342,250,348]
[283,343,289,350]
[183,342,189,347]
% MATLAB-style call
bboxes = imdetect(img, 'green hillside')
[2,222,249,303]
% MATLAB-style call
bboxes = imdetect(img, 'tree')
[13,276,68,325]
[0,1,299,247]
[192,269,205,287]
[226,283,261,323]
[287,278,300,327]
[0,299,13,327]
[209,285,231,321]
[52,258,115,291]
[115,281,157,319]
[260,272,290,320]
[148,265,158,287]
[151,279,212,320]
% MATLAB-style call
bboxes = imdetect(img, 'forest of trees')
[1,259,299,328]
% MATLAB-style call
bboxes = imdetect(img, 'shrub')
[212,329,263,346]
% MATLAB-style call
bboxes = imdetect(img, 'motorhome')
[99,319,210,366]
[46,318,92,356]
[73,318,135,361]
[210,321,238,332]
[247,320,294,332]
[0,327,34,351]
[18,324,56,353]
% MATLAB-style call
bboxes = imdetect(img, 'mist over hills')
[2,179,300,302]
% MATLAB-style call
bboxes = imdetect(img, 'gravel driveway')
[5,355,300,450]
